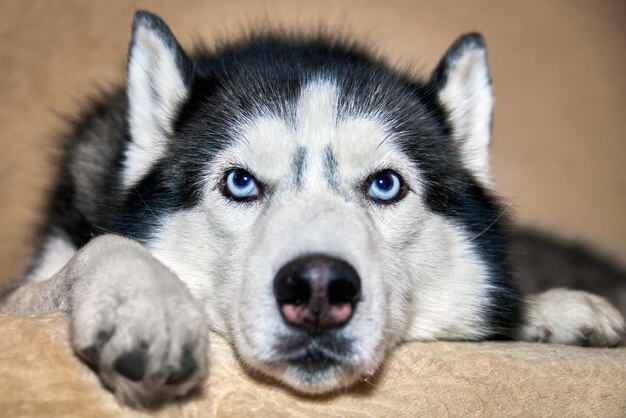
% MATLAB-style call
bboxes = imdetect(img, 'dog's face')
[124,13,519,393]
[200,80,425,390]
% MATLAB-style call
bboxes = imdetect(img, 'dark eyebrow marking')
[323,145,340,193]
[291,146,307,188]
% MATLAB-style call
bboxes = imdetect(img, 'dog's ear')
[430,34,493,185]
[124,11,193,187]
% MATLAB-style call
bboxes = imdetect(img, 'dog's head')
[121,11,519,393]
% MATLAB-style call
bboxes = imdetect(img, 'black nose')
[273,255,361,333]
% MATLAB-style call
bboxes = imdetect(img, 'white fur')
[295,80,338,149]
[235,197,387,391]
[405,216,493,340]
[438,45,494,185]
[25,235,76,283]
[148,209,229,335]
[123,23,189,188]
[65,235,208,405]
[519,288,625,346]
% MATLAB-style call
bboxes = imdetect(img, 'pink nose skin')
[273,255,361,333]
[282,302,353,329]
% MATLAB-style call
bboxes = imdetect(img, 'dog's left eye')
[367,171,403,203]
[223,169,260,201]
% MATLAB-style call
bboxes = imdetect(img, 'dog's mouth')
[284,347,341,373]
[272,332,354,374]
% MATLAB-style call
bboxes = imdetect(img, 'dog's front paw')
[68,235,209,406]
[519,288,625,347]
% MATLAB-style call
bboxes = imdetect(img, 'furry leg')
[0,234,209,406]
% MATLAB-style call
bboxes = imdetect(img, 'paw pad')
[534,327,552,343]
[114,345,149,382]
[166,345,197,385]
[78,327,115,365]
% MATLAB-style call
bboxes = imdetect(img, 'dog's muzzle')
[273,255,361,333]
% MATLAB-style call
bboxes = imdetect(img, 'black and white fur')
[1,11,623,407]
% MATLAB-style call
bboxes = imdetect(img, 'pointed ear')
[124,11,193,187]
[430,34,494,185]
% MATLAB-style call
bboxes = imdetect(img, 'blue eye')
[367,171,403,202]
[224,169,260,201]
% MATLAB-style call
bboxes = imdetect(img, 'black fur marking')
[322,146,340,193]
[112,162,184,243]
[291,146,307,188]
[510,229,626,316]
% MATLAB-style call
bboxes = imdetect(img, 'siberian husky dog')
[1,11,624,406]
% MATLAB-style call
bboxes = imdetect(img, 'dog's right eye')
[222,169,261,202]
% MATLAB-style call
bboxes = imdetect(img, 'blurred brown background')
[0,0,624,288]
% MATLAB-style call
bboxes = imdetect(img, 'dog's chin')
[236,333,375,395]
[255,356,364,396]
[277,364,361,395]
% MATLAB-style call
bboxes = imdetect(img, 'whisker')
[133,188,159,221]
[376,131,393,149]
[360,375,378,388]
[92,224,117,235]
[466,203,512,243]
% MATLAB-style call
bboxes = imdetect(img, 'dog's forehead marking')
[234,79,399,189]
[291,146,307,188]
[322,145,341,193]
[295,79,338,152]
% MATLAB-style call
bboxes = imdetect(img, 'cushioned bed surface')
[1,313,624,417]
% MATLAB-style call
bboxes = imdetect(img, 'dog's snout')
[273,255,361,333]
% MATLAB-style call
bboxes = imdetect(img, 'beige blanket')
[0,313,624,417]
